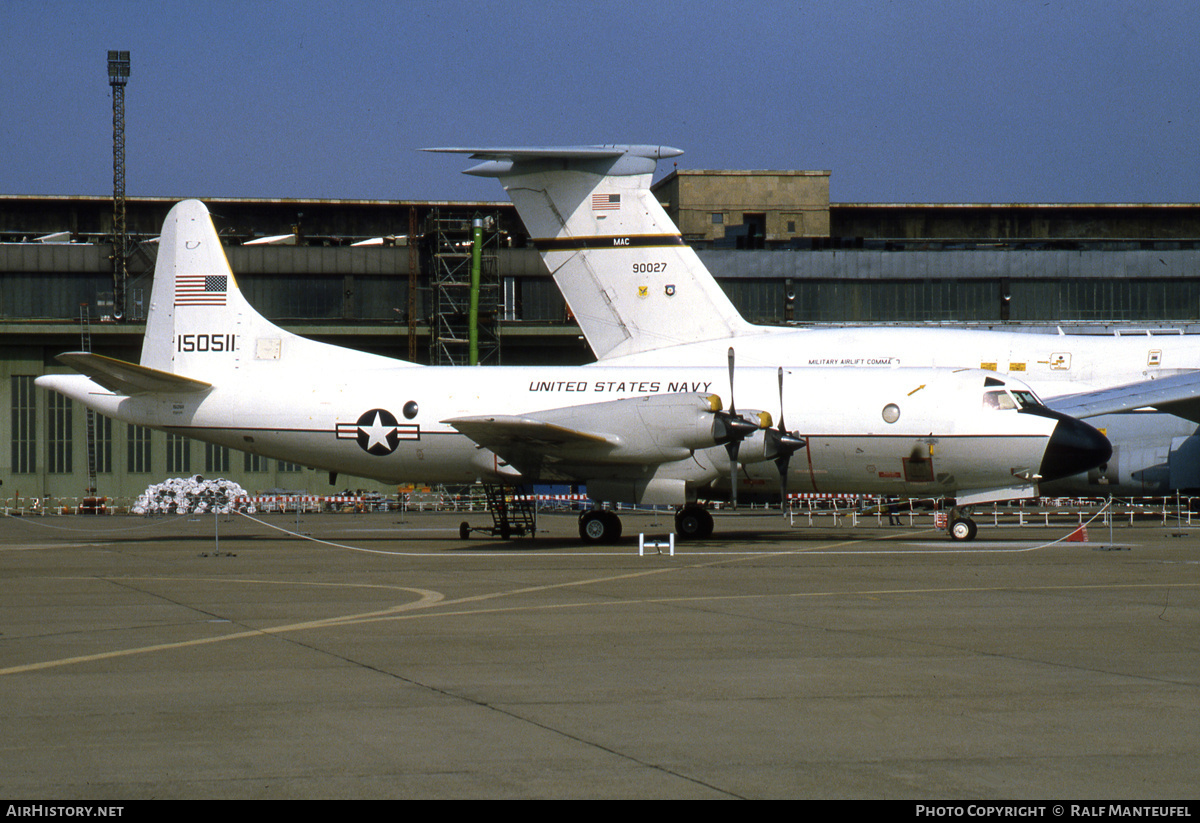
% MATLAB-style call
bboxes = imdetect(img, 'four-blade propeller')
[708,349,806,510]
[765,366,808,510]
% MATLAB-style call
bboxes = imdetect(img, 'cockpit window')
[983,390,1018,410]
[1010,390,1042,409]
[983,389,1045,411]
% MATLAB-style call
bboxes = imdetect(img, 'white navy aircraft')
[36,200,1109,542]
[429,145,1200,499]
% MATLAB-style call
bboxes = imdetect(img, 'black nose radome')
[1038,415,1113,482]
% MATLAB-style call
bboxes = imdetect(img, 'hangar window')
[10,376,36,475]
[10,375,36,474]
[94,415,112,474]
[244,452,267,472]
[166,433,191,474]
[206,443,230,473]
[128,425,152,473]
[711,213,724,225]
[47,392,72,474]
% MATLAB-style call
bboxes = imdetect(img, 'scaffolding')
[79,304,98,495]
[428,209,502,366]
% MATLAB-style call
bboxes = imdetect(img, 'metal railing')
[5,493,1200,531]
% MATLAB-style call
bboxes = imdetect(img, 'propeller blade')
[728,440,740,509]
[778,455,789,513]
[727,346,738,509]
[714,347,769,510]
[777,367,785,431]
[770,431,807,508]
[771,366,807,512]
[727,347,737,414]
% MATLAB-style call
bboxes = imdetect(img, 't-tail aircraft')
[36,200,1110,543]
[429,145,1200,499]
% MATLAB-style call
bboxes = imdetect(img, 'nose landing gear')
[948,506,978,541]
[949,517,978,541]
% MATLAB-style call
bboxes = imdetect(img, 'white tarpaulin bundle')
[131,475,254,515]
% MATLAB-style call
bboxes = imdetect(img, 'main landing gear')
[578,503,715,544]
[578,509,622,543]
[673,503,714,540]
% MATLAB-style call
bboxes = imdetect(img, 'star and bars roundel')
[335,409,419,455]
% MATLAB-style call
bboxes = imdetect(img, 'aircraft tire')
[675,505,714,540]
[949,517,978,541]
[602,510,623,542]
[459,522,471,539]
[579,510,622,544]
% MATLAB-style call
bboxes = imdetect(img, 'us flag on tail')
[175,274,228,306]
[591,193,621,211]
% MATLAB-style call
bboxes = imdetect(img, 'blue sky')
[3,0,1197,203]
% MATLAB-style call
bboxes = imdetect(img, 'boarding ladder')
[478,484,537,539]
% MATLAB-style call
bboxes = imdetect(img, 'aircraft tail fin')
[427,146,756,361]
[141,200,408,383]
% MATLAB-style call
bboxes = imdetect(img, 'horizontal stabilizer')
[1047,370,1200,423]
[425,145,683,177]
[426,146,632,159]
[55,352,212,396]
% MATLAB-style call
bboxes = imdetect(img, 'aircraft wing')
[444,415,620,480]
[444,393,725,482]
[1047,370,1200,423]
[55,352,213,396]
[444,415,617,450]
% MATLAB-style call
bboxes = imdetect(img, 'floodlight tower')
[107,50,130,321]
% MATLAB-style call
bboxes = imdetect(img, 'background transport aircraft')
[35,200,1109,543]
[430,145,1200,499]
